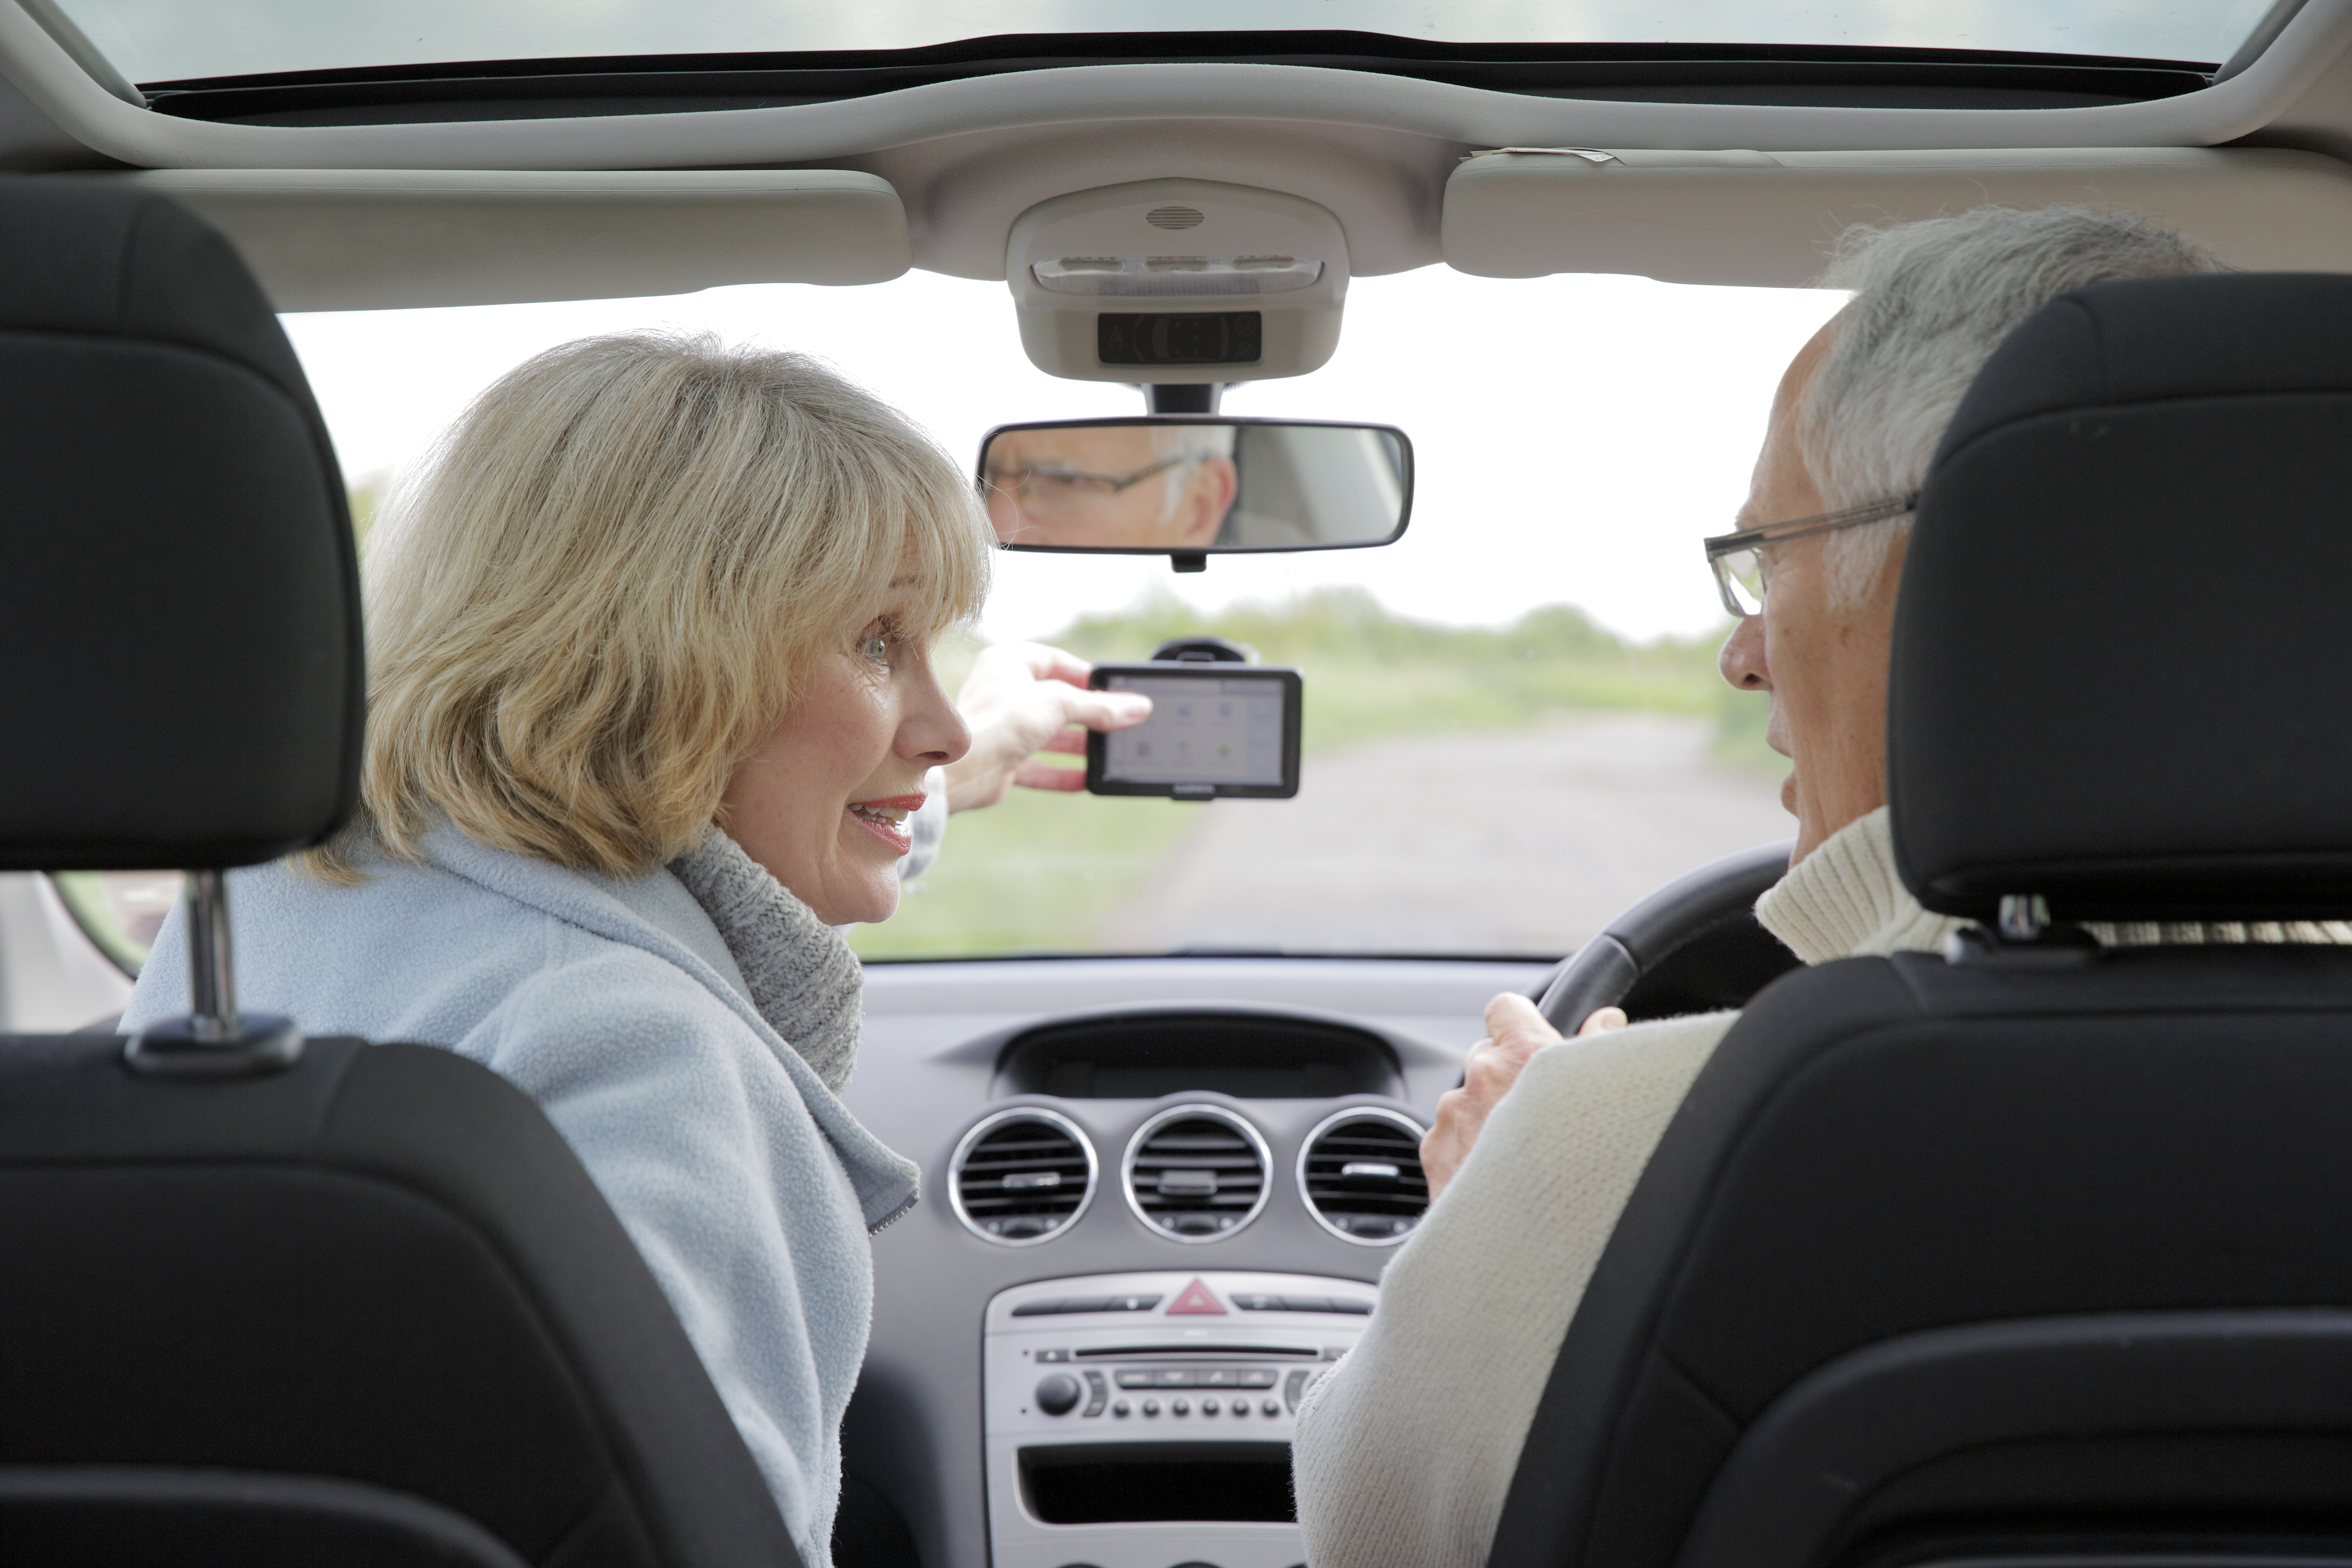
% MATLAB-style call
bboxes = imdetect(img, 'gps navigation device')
[1085,663,1302,799]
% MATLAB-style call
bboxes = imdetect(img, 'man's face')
[1718,314,1910,864]
[984,427,1237,550]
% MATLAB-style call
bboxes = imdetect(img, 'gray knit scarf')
[667,828,863,1093]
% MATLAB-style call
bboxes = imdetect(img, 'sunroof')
[57,0,2275,86]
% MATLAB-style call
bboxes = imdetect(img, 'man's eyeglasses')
[1702,492,1920,618]
[983,455,1191,516]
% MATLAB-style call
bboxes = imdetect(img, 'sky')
[282,264,1847,647]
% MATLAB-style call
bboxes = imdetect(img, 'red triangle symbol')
[1167,1279,1226,1315]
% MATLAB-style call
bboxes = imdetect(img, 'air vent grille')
[1124,1105,1270,1242]
[951,1110,1096,1246]
[1299,1110,1429,1246]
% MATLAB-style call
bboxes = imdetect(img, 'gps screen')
[1099,673,1289,787]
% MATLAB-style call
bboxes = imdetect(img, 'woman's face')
[721,580,971,925]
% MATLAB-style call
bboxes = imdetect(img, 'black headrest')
[0,178,361,871]
[1890,272,2352,923]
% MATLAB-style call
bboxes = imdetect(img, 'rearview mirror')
[978,417,1412,562]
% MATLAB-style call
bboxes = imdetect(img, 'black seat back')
[1490,273,2352,1568]
[1497,945,2352,1568]
[0,178,797,1568]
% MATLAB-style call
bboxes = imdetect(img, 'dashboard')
[841,955,1551,1568]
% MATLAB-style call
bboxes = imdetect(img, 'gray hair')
[1149,421,1238,520]
[1803,206,2227,600]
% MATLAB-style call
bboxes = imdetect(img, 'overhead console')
[1443,145,2352,287]
[1005,178,1350,386]
[988,179,1407,579]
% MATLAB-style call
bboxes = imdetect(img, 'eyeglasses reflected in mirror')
[978,417,1413,557]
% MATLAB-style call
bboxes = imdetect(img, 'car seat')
[1487,272,2352,1568]
[0,177,803,1568]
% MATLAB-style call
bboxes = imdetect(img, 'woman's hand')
[942,643,1153,813]
[1421,995,1628,1202]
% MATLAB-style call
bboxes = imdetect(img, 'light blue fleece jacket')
[120,823,921,1568]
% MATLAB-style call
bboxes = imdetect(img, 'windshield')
[63,1,2267,84]
[251,266,1835,962]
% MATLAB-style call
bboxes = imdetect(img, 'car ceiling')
[5,0,2352,309]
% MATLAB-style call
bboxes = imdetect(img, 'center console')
[984,1270,1376,1568]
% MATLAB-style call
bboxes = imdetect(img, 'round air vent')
[1145,204,1205,229]
[1298,1108,1429,1246]
[1123,1104,1270,1242]
[950,1109,1097,1247]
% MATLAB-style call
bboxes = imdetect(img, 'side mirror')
[978,417,1412,566]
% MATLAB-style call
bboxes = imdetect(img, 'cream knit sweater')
[1291,807,2352,1568]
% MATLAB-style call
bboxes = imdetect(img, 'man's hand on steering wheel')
[1422,995,1627,1202]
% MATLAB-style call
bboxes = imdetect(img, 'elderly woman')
[120,333,1066,1565]
[1287,206,2352,1568]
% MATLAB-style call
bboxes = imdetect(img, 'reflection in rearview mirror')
[978,418,1412,558]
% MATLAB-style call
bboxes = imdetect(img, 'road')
[1097,712,1794,956]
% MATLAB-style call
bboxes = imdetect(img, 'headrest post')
[124,871,304,1078]
[1998,895,2050,943]
[1947,895,2098,970]
[185,869,238,1043]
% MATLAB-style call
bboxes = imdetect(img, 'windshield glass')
[66,1,2265,84]
[279,267,1836,962]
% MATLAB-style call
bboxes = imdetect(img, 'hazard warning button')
[1166,1278,1227,1315]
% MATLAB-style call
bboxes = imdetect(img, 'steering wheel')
[1536,841,1797,1035]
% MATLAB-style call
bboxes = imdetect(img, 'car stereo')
[985,1269,1376,1568]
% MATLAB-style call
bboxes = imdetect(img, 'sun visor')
[1443,146,2352,287]
[1007,179,1349,385]
[92,169,914,311]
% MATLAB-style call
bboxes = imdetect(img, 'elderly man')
[1289,206,2245,1568]
[982,422,1238,549]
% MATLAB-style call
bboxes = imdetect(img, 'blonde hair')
[307,331,991,882]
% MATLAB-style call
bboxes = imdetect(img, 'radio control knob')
[1034,1374,1081,1416]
